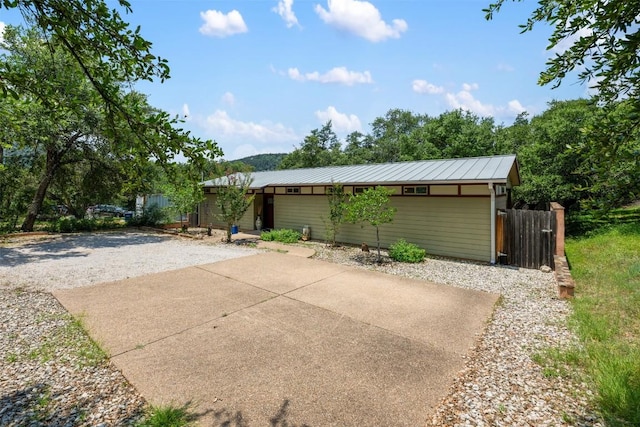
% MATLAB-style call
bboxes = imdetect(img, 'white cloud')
[197,110,298,143]
[414,80,527,119]
[273,0,300,28]
[315,106,362,133]
[412,79,444,95]
[288,66,373,85]
[551,26,593,55]
[314,0,408,42]
[221,92,236,106]
[182,103,191,119]
[199,10,248,37]
[496,62,515,72]
[0,22,5,44]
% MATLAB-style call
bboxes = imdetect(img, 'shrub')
[388,239,426,263]
[129,204,172,227]
[48,217,125,233]
[260,228,301,243]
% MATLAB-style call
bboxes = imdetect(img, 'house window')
[354,186,371,194]
[286,187,300,194]
[403,186,427,195]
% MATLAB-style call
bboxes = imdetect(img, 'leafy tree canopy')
[484,1,640,105]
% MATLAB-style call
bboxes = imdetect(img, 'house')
[199,154,520,263]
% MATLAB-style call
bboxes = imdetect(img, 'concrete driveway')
[53,252,498,426]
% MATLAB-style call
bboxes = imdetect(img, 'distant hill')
[235,153,287,171]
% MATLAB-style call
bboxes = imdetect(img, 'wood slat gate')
[497,209,557,270]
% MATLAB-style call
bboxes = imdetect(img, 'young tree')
[324,182,349,247]
[214,173,255,243]
[345,186,396,262]
[164,167,204,232]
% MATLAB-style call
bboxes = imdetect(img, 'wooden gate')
[496,209,557,269]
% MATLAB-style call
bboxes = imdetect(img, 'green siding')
[274,195,492,262]
[200,194,255,231]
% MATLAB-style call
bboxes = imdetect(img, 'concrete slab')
[287,267,499,355]
[198,252,349,294]
[113,296,457,427]
[54,252,499,426]
[54,267,276,356]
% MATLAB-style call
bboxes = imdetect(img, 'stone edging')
[554,255,575,299]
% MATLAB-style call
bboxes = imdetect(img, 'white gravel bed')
[311,243,602,427]
[0,230,260,291]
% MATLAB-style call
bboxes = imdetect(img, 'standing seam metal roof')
[202,154,519,188]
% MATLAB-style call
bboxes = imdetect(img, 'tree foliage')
[484,0,640,104]
[0,25,219,231]
[214,173,255,243]
[345,186,396,262]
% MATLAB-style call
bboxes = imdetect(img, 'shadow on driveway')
[0,231,170,267]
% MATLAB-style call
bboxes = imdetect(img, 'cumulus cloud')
[414,80,526,118]
[288,66,373,85]
[315,106,362,133]
[199,10,248,37]
[412,79,444,95]
[314,0,408,42]
[198,110,298,143]
[273,0,300,28]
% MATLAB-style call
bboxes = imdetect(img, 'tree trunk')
[21,159,57,232]
[21,134,81,232]
[376,226,382,263]
[225,221,232,243]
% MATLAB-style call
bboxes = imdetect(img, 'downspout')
[489,183,496,265]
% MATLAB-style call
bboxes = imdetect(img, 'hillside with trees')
[234,153,287,171]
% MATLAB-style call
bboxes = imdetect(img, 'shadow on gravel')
[0,231,171,267]
[0,382,145,426]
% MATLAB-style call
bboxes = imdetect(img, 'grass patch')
[260,228,301,244]
[136,404,194,427]
[27,313,107,367]
[565,222,640,426]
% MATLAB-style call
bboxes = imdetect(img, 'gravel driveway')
[0,230,603,426]
[0,231,259,291]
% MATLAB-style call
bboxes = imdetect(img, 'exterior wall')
[273,194,492,262]
[199,194,255,230]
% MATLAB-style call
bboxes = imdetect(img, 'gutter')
[489,183,496,264]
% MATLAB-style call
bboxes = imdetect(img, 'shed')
[200,154,520,263]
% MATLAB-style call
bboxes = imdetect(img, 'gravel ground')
[0,231,602,426]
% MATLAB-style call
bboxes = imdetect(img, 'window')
[354,186,371,194]
[286,187,300,194]
[403,186,427,195]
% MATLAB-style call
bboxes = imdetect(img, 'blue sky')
[1,1,589,160]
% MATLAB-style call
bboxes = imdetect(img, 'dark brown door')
[264,195,274,229]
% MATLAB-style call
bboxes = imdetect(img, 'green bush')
[260,228,301,243]
[129,204,172,227]
[47,217,125,233]
[388,239,426,263]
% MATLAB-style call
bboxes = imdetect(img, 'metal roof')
[202,154,520,188]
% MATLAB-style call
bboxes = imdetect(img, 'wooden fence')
[497,209,557,269]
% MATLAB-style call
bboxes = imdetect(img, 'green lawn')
[565,223,640,426]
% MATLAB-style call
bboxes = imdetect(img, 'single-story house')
[199,154,520,263]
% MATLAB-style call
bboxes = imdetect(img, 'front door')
[264,195,274,229]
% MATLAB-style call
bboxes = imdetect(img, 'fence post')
[550,202,565,256]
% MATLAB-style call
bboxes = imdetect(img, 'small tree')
[346,186,396,262]
[215,173,255,243]
[325,182,349,246]
[165,182,204,231]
